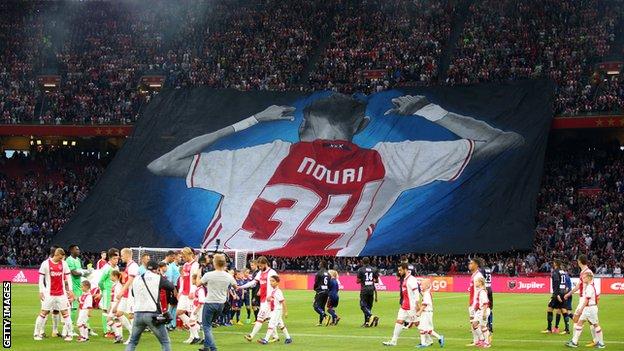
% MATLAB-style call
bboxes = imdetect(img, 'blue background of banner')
[148,90,502,255]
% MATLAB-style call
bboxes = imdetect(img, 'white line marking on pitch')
[208,330,624,344]
[10,324,623,344]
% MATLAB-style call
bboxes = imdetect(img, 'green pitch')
[9,284,624,350]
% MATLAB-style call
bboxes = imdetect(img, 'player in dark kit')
[313,260,331,326]
[479,263,494,339]
[555,264,572,334]
[543,259,568,334]
[561,265,573,334]
[357,257,379,327]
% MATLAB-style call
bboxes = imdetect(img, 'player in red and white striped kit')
[471,277,491,348]
[113,248,138,344]
[33,248,74,341]
[564,254,597,347]
[467,258,485,346]
[148,94,523,257]
[76,281,93,342]
[383,263,420,346]
[239,256,278,341]
[566,272,605,348]
[177,247,201,344]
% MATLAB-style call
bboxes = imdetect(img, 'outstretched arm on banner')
[147,105,295,177]
[385,95,524,159]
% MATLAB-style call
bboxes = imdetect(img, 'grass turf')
[8,283,624,350]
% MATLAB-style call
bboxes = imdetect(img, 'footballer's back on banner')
[57,80,553,256]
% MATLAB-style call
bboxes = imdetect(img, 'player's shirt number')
[232,181,382,251]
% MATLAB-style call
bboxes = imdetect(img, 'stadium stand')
[3,0,624,123]
[0,149,109,266]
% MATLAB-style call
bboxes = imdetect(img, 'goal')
[129,247,254,271]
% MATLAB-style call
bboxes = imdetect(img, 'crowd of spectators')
[445,0,622,115]
[0,148,108,266]
[172,0,334,91]
[4,0,624,124]
[308,0,453,93]
[0,1,46,124]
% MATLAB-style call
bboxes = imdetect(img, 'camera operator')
[125,260,174,351]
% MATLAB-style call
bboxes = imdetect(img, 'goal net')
[129,247,254,271]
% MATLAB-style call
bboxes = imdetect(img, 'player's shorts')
[418,311,434,331]
[486,287,493,309]
[117,296,134,314]
[472,308,490,327]
[77,309,90,325]
[548,294,565,309]
[233,296,243,309]
[251,290,260,307]
[42,295,71,311]
[564,296,572,311]
[242,293,251,307]
[267,309,284,329]
[396,308,416,323]
[360,289,375,307]
[314,292,329,308]
[193,303,204,320]
[579,306,599,324]
[328,296,339,308]
[178,294,195,312]
[110,299,120,316]
[257,302,270,321]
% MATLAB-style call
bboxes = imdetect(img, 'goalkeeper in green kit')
[66,245,93,335]
[99,248,120,336]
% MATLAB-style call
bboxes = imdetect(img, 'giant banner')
[57,81,553,256]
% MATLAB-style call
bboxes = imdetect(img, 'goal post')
[129,247,255,271]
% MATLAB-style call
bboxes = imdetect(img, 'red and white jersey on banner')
[584,283,599,306]
[79,292,93,310]
[578,267,593,297]
[269,287,285,311]
[421,290,433,312]
[123,260,139,298]
[39,258,71,296]
[188,139,473,256]
[468,270,484,306]
[472,287,489,310]
[400,275,420,310]
[180,260,199,295]
[254,268,278,303]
